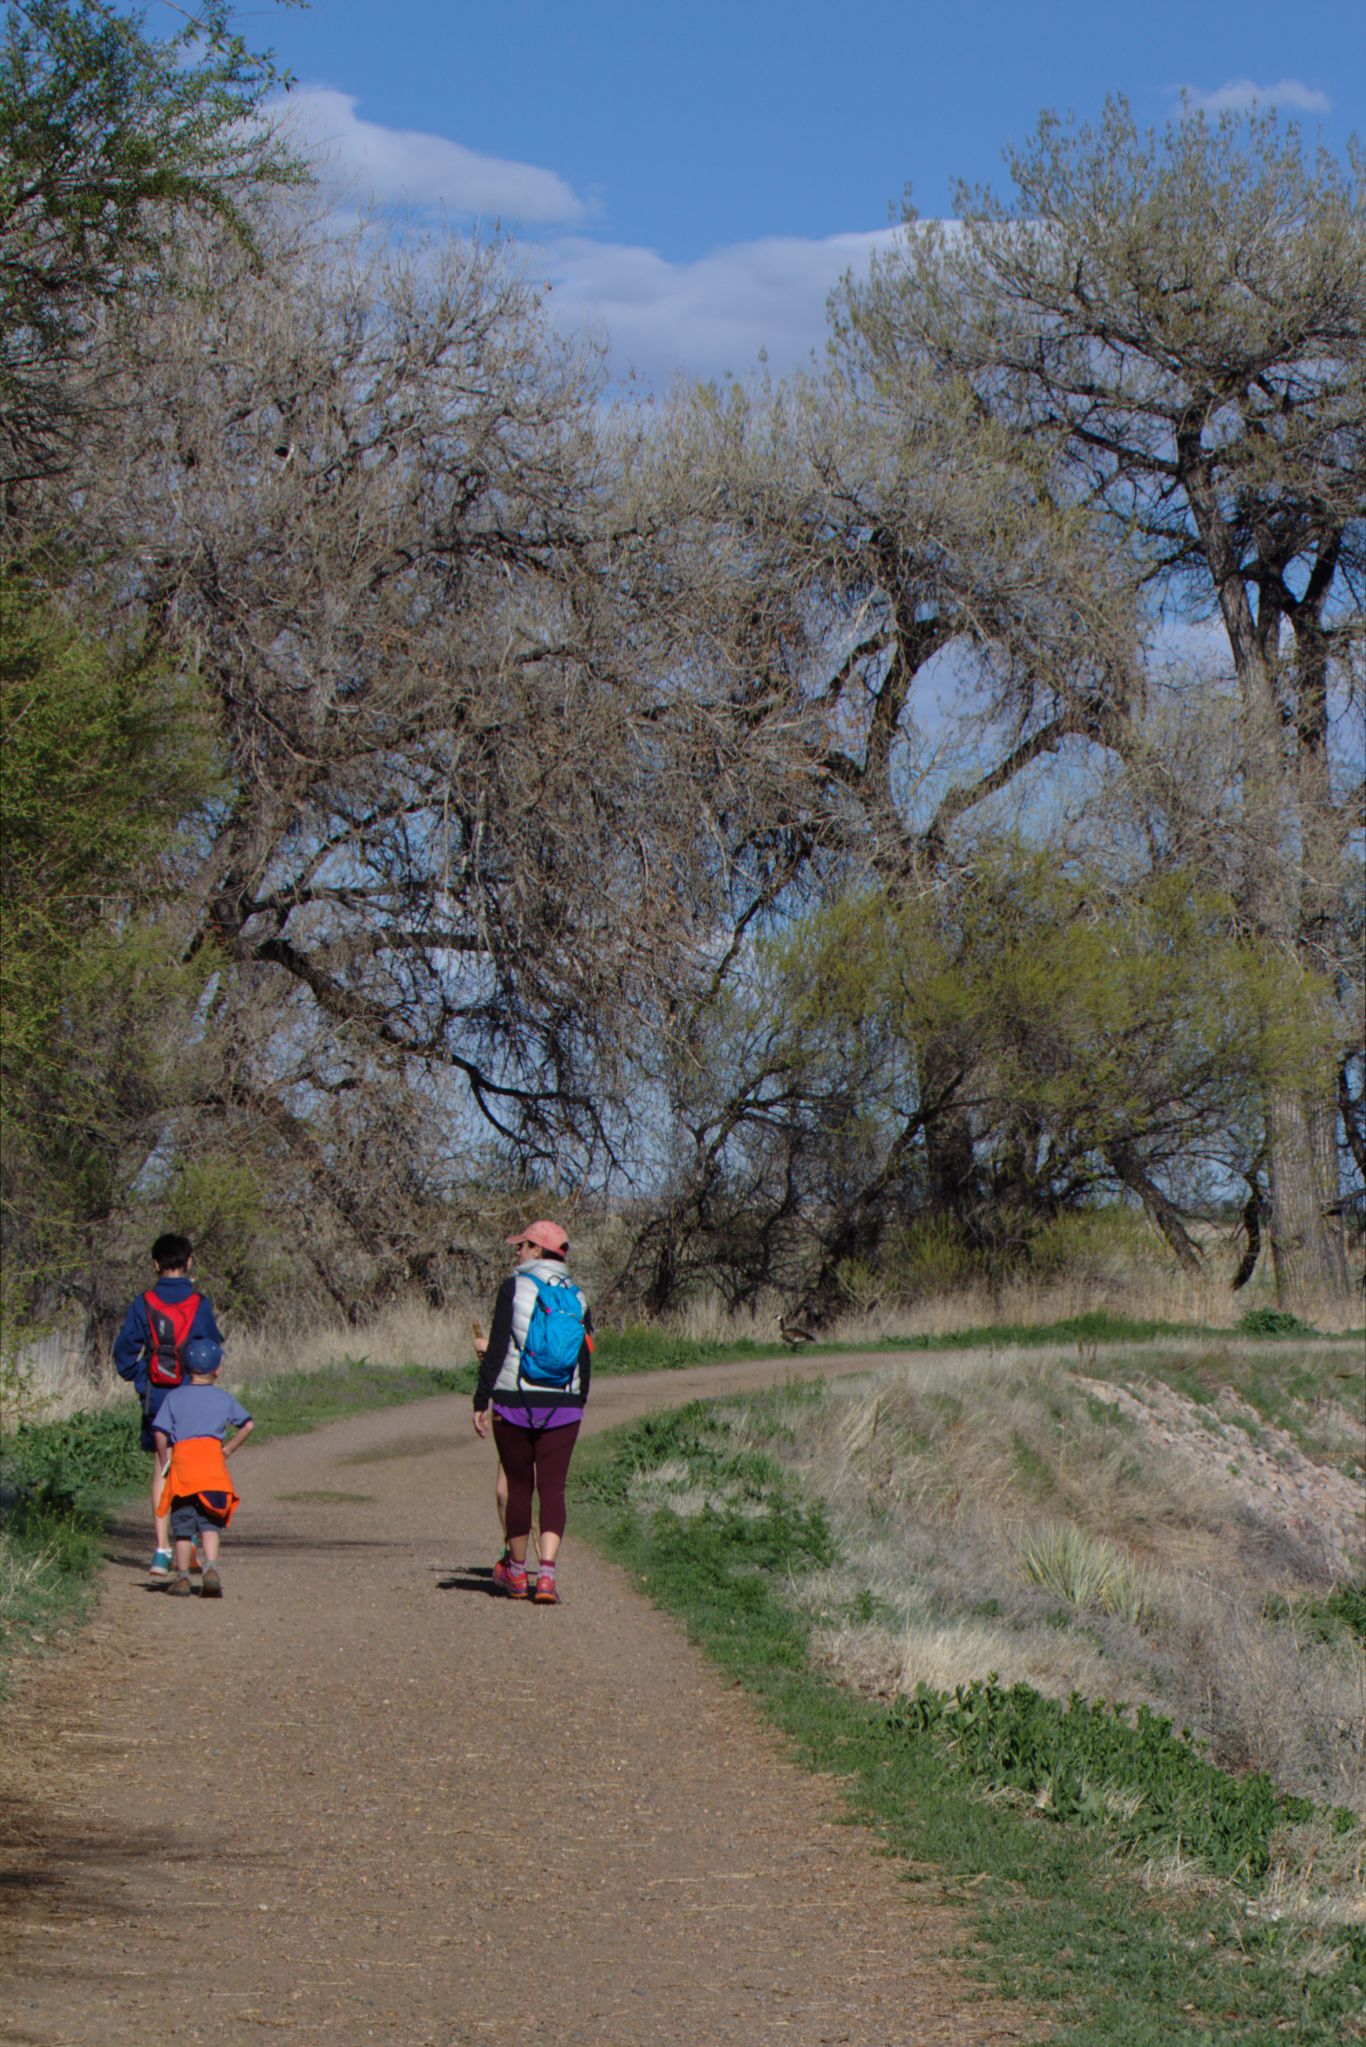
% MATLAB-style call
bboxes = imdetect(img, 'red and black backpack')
[142,1290,202,1389]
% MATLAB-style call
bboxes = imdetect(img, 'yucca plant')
[1020,1522,1152,1624]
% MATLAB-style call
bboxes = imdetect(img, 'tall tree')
[620,848,1330,1322]
[836,102,1365,1308]
[0,570,219,1351]
[29,208,810,1327]
[609,352,1148,1309]
[0,0,302,484]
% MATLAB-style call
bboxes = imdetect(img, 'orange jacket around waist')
[158,1438,240,1524]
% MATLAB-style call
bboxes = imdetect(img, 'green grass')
[1264,1580,1366,1649]
[571,1396,1366,2046]
[595,1310,1364,1372]
[240,1358,474,1435]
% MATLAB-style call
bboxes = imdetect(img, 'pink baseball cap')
[506,1218,569,1256]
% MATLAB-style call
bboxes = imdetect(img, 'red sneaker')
[532,1569,559,1605]
[492,1556,529,1599]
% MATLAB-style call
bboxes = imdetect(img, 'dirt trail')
[1,1354,1036,2047]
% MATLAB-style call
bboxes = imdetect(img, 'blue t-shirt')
[152,1384,251,1445]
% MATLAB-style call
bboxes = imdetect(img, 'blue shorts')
[168,1495,231,1541]
[140,1396,171,1455]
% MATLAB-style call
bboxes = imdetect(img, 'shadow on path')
[436,1564,502,1596]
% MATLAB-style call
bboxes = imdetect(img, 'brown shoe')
[166,1575,193,1597]
[200,1568,223,1598]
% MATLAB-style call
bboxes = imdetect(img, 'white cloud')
[1175,77,1332,116]
[533,228,901,384]
[268,96,900,382]
[274,88,586,225]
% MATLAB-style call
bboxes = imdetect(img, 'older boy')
[153,1337,253,1598]
[113,1233,225,1577]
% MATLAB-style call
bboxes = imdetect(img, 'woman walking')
[472,1220,592,1604]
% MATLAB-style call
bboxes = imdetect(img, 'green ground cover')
[571,1394,1366,2046]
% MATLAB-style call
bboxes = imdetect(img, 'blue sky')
[254,0,1365,383]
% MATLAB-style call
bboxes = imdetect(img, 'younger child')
[113,1233,225,1577]
[152,1337,253,1598]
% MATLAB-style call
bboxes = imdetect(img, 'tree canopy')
[3,83,1361,1356]
[0,0,303,480]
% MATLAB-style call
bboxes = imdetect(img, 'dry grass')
[4,1296,485,1426]
[228,1295,483,1387]
[816,1270,1363,1342]
[0,1536,57,1633]
[763,1345,1366,1815]
[1255,1816,1366,1930]
[1160,1577,1366,1813]
[626,1455,771,1522]
[809,1612,1114,1702]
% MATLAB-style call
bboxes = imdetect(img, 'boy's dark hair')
[151,1232,194,1272]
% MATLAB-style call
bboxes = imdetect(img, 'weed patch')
[1237,1308,1318,1338]
[5,1406,145,1511]
[1264,1581,1366,1649]
[890,1680,1338,1878]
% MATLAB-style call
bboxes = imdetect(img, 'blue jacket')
[113,1277,224,1413]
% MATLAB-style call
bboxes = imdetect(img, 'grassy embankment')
[570,1330,1365,2047]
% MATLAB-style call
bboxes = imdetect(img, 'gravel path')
[1,1355,1039,2046]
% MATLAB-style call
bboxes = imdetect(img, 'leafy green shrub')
[1238,1306,1316,1337]
[1,1411,139,1684]
[6,1407,144,1512]
[883,1215,985,1295]
[1028,1206,1156,1282]
[158,1158,286,1320]
[1327,1581,1366,1642]
[888,1678,1337,1878]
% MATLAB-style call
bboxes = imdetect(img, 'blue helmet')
[183,1335,223,1377]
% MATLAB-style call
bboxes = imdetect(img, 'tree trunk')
[1179,445,1351,1311]
[1230,1177,1264,1292]
[1105,1143,1204,1276]
[1266,1090,1347,1312]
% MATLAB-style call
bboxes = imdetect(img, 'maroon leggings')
[491,1417,581,1541]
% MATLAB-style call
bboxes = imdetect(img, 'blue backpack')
[518,1274,586,1390]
